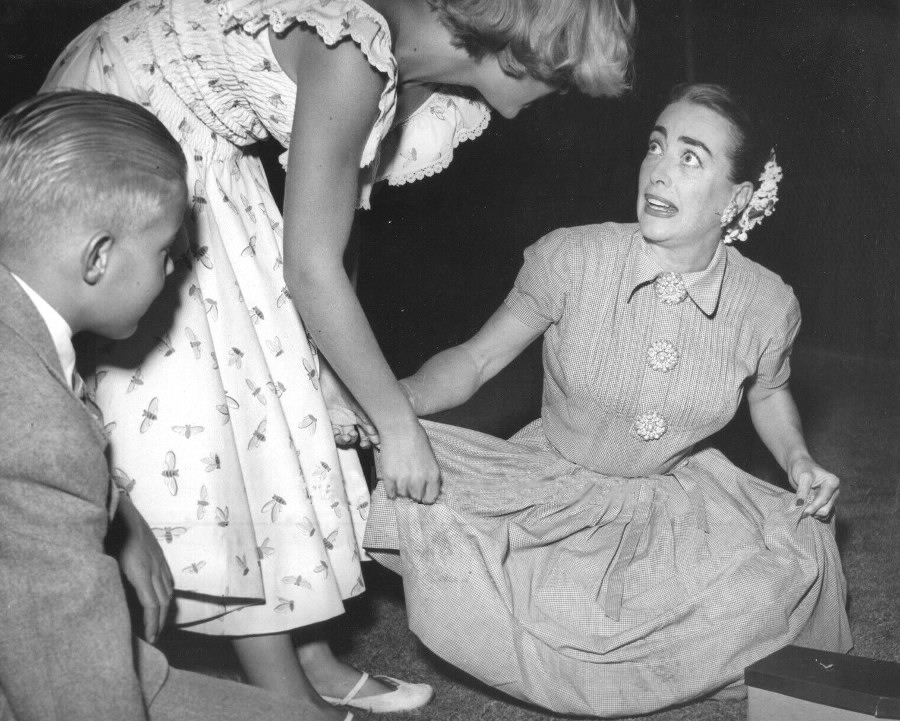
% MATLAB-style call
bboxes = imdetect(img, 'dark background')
[2,0,898,376]
[3,2,899,708]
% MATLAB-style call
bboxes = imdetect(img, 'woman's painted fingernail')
[795,498,805,507]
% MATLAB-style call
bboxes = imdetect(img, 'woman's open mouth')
[644,194,678,217]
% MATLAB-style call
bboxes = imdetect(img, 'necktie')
[73,370,119,517]
[72,370,105,427]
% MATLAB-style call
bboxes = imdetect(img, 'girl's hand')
[790,456,840,521]
[319,361,379,449]
[376,421,441,504]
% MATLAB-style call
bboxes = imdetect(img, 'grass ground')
[159,345,900,720]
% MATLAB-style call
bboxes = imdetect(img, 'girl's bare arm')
[280,30,440,503]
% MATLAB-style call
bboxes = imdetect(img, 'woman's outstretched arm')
[279,30,439,503]
[747,382,840,520]
[401,304,546,416]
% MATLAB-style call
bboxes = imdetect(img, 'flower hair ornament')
[721,150,783,243]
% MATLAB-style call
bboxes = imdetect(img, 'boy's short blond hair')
[0,90,186,252]
[429,0,637,98]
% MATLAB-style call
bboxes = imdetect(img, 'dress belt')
[599,470,708,622]
[601,483,656,622]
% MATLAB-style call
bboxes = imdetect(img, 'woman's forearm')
[748,385,812,477]
[748,383,841,516]
[402,304,546,416]
[401,345,484,416]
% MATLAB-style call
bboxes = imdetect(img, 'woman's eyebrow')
[679,135,712,156]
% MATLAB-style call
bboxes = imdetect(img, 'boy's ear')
[82,232,115,285]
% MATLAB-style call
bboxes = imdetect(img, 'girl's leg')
[231,632,347,721]
[295,638,394,699]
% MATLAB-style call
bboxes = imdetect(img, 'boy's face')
[92,186,186,339]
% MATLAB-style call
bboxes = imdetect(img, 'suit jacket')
[0,266,167,721]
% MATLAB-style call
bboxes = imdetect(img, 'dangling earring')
[720,200,738,228]
[722,151,783,243]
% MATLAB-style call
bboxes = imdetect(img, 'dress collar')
[625,234,727,317]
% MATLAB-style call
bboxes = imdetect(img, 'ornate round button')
[654,271,687,305]
[647,340,679,372]
[633,411,667,441]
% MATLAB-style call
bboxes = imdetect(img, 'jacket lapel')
[0,264,76,399]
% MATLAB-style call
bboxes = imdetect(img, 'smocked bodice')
[101,0,490,206]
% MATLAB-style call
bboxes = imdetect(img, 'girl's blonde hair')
[0,90,186,251]
[429,0,637,97]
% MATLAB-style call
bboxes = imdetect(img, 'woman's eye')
[647,140,662,155]
[682,151,700,167]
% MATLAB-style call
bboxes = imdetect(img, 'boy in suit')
[0,91,351,721]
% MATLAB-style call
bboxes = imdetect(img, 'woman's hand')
[748,384,839,522]
[319,358,379,448]
[789,456,840,521]
[376,421,441,504]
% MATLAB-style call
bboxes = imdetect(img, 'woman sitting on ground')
[364,82,852,718]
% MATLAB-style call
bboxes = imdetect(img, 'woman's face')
[473,57,557,119]
[637,100,743,254]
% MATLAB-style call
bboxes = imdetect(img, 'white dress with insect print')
[42,0,490,634]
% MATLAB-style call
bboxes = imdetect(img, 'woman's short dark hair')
[668,83,771,187]
[428,0,637,98]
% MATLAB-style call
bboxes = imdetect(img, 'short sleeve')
[504,228,573,330]
[753,291,801,390]
[374,89,491,187]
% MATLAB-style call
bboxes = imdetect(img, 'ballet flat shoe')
[321,671,434,713]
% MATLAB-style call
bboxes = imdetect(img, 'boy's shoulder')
[0,272,109,509]
[0,268,74,428]
[0,266,54,362]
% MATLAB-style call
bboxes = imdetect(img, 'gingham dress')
[41,0,489,635]
[364,223,852,717]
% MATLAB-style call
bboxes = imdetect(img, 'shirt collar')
[11,273,77,388]
[626,236,728,317]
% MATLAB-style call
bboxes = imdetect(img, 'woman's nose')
[649,156,671,185]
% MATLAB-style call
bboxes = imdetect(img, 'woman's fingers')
[332,423,359,447]
[813,492,839,521]
[790,457,840,520]
[380,474,399,500]
[792,467,815,508]
[809,485,839,521]
[421,475,442,504]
